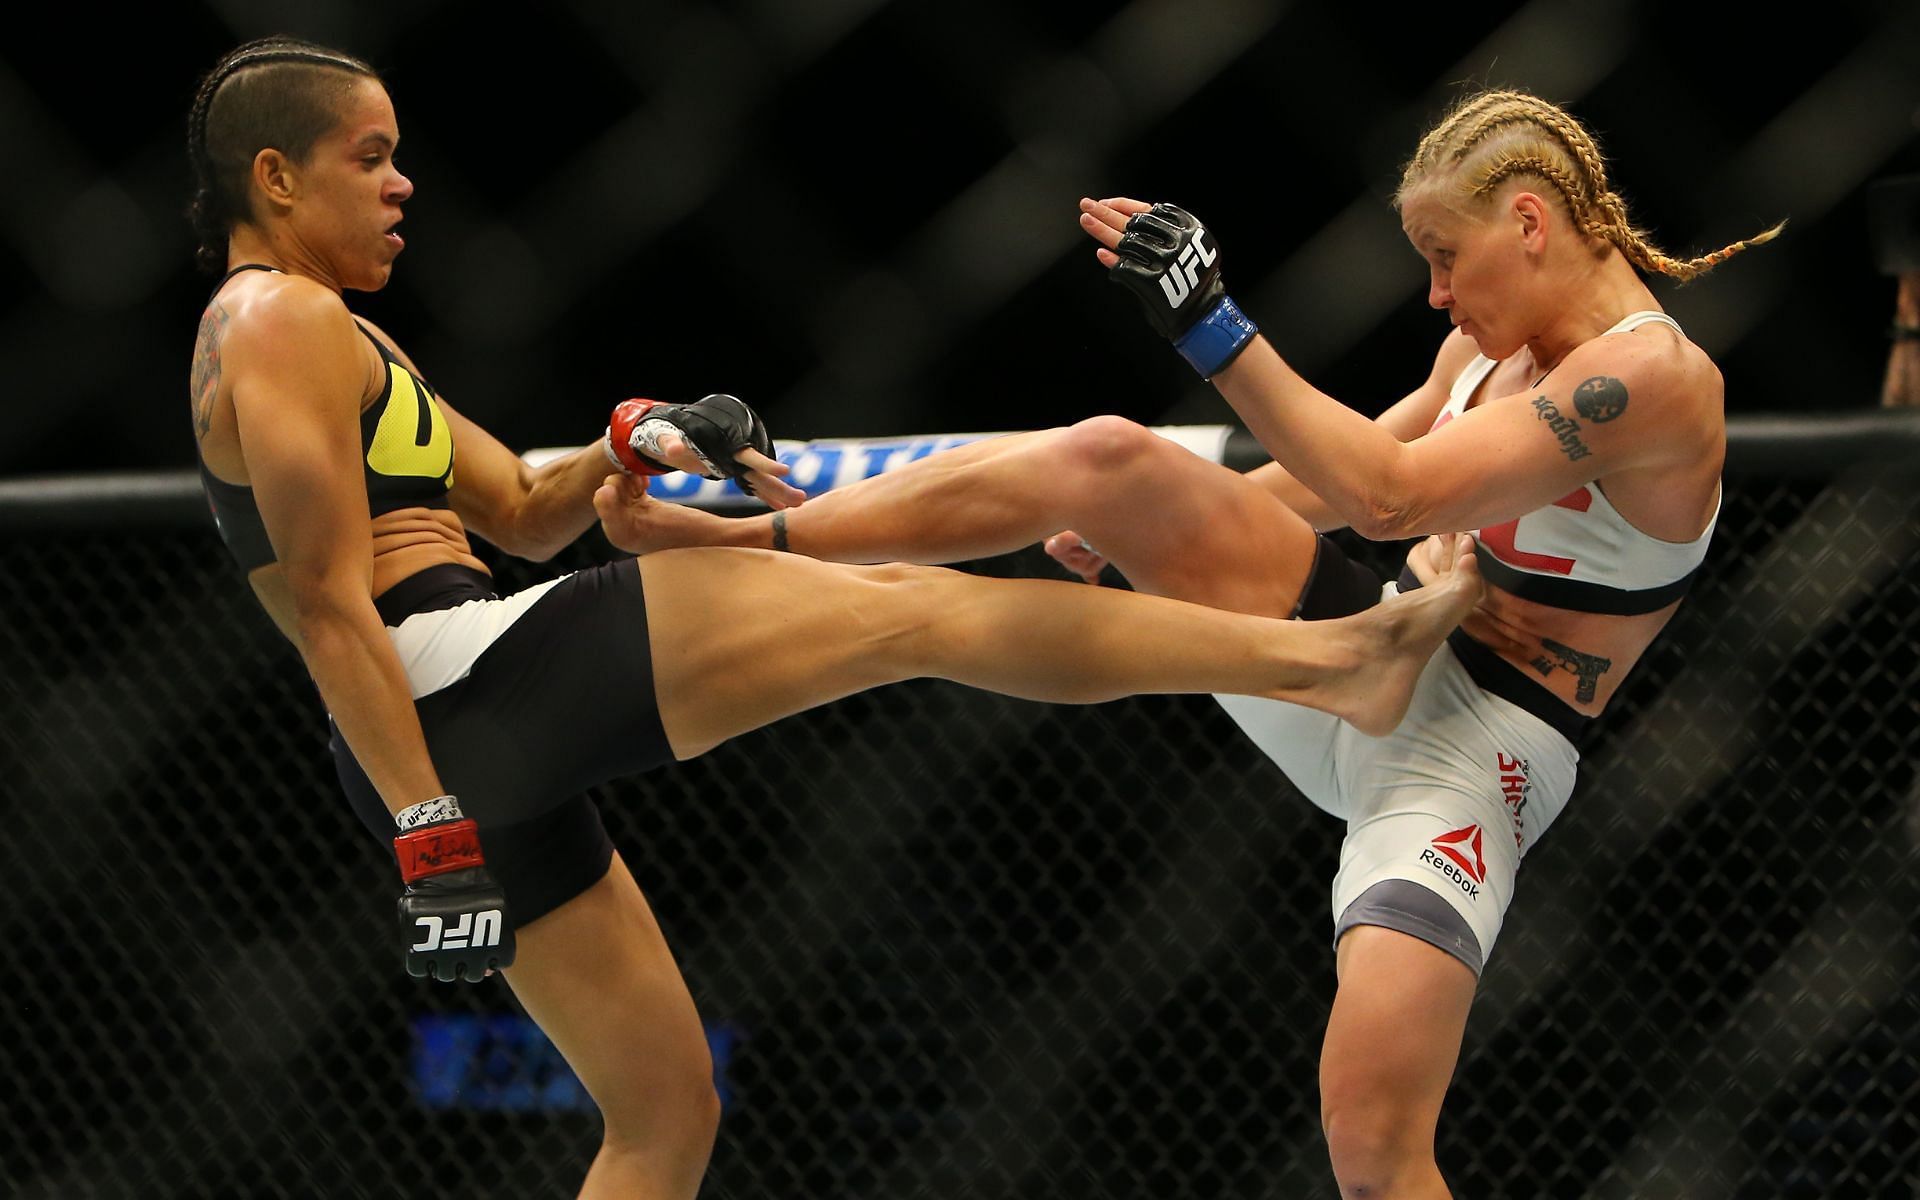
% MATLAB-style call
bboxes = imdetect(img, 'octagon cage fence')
[3,413,1918,1199]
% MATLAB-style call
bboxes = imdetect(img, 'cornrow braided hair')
[186,37,378,272]
[1398,88,1783,283]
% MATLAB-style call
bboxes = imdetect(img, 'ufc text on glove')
[1107,203,1260,379]
[393,800,516,983]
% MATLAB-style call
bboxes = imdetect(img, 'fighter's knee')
[854,559,938,587]
[844,560,948,659]
[600,1051,722,1160]
[856,559,948,619]
[669,1076,723,1148]
[1321,1095,1433,1198]
[1057,414,1164,478]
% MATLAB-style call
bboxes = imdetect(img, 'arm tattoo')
[190,302,232,440]
[1530,396,1593,462]
[1530,637,1612,703]
[1572,375,1628,423]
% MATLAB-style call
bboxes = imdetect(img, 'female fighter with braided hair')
[601,88,1781,1197]
[185,37,1482,1199]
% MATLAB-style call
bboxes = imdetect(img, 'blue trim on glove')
[1173,295,1259,378]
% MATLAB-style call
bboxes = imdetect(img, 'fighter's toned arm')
[351,319,620,562]
[227,281,511,982]
[1242,331,1480,532]
[1213,329,1707,538]
[228,283,445,818]
[1084,197,1710,540]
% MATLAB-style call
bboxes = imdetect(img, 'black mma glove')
[393,796,514,983]
[1107,202,1260,378]
[605,393,778,495]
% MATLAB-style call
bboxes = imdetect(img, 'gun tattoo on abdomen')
[1531,637,1613,704]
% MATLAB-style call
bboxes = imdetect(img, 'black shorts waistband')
[374,563,499,627]
[1396,565,1592,746]
[1442,628,1592,745]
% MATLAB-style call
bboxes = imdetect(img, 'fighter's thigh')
[637,547,940,757]
[1054,417,1319,616]
[1321,925,1476,1137]
[503,853,718,1140]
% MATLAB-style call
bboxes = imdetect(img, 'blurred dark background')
[4,0,1918,478]
[6,4,1920,1199]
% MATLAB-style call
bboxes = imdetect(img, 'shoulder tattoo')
[1530,396,1592,462]
[1572,375,1628,423]
[190,302,232,440]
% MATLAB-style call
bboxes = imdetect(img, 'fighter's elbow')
[1347,488,1428,541]
[288,572,369,637]
[503,530,564,564]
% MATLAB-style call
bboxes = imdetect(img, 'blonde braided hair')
[1397,89,1782,283]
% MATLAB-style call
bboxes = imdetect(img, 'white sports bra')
[1428,310,1718,615]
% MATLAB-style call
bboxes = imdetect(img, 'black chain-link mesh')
[4,466,1918,1198]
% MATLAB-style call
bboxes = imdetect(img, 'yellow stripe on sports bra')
[366,363,454,483]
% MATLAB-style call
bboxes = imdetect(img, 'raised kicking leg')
[633,533,1479,754]
[598,415,1323,619]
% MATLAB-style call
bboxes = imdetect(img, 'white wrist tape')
[395,794,464,831]
[635,417,723,478]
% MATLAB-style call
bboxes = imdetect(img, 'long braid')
[1398,88,1783,283]
[1501,99,1692,276]
[1472,153,1595,227]
[186,37,377,272]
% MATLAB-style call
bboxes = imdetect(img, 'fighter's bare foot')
[1314,534,1484,736]
[593,474,744,555]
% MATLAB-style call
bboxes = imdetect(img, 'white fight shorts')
[1217,581,1580,974]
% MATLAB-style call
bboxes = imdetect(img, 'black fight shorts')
[331,558,674,927]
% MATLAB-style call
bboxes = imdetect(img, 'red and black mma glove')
[393,796,514,983]
[1107,203,1261,379]
[604,393,778,495]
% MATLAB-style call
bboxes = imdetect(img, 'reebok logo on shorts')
[1421,824,1486,899]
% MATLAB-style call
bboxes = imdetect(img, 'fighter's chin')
[343,261,397,293]
[1463,325,1520,360]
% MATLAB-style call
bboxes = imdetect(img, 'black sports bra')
[195,265,457,573]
